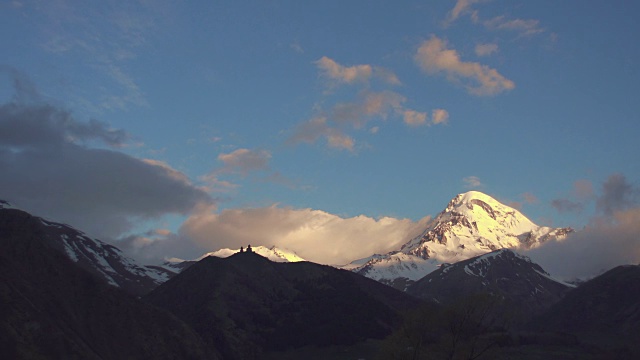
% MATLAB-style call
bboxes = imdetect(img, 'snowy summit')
[346,191,573,285]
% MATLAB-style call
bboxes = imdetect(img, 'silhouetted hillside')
[0,207,218,360]
[145,252,422,359]
[531,264,640,357]
[407,249,571,324]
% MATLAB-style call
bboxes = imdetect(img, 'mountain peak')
[449,190,500,206]
[348,192,573,288]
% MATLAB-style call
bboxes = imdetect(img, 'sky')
[1,0,639,274]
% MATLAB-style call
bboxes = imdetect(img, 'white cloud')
[316,56,400,86]
[316,56,373,84]
[403,110,428,127]
[415,36,515,96]
[327,132,355,151]
[431,108,449,125]
[475,43,498,57]
[180,205,432,265]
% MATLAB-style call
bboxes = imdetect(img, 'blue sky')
[1,0,639,264]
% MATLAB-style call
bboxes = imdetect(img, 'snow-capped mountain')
[346,191,573,288]
[407,249,573,320]
[0,200,172,296]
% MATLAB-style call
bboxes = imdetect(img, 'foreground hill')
[0,206,217,360]
[145,251,422,360]
[346,191,572,289]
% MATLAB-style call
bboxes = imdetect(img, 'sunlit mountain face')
[344,191,572,289]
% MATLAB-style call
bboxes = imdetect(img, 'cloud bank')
[180,205,432,265]
[527,174,640,280]
[0,101,212,239]
[526,208,640,281]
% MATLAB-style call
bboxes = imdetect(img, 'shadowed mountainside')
[407,249,572,324]
[145,251,423,360]
[0,207,218,360]
[530,264,640,356]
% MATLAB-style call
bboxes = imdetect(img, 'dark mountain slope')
[0,207,217,360]
[407,249,572,324]
[532,264,640,355]
[0,201,173,296]
[145,252,422,360]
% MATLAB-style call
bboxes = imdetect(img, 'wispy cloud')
[551,198,585,214]
[550,179,593,214]
[292,55,447,151]
[290,41,304,54]
[463,176,483,189]
[403,110,428,127]
[415,36,515,96]
[475,43,498,57]
[287,116,355,152]
[403,108,449,127]
[573,179,594,200]
[444,0,545,39]
[484,16,544,36]
[216,148,272,176]
[316,56,400,86]
[198,174,240,193]
[444,0,483,25]
[521,192,538,204]
[431,108,449,125]
[332,91,405,128]
[22,1,170,111]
